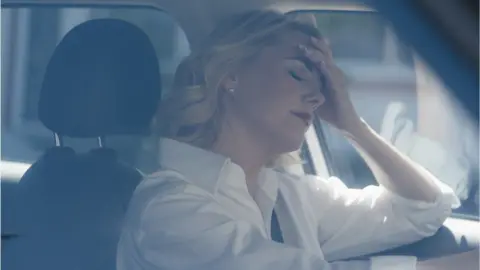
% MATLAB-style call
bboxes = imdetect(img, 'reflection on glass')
[1,7,190,173]
[308,10,478,218]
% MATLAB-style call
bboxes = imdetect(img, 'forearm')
[346,120,441,202]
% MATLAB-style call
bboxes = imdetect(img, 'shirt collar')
[257,168,279,202]
[158,138,279,201]
[159,138,230,194]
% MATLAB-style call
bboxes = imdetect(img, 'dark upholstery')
[15,148,143,270]
[12,19,161,270]
[39,18,161,137]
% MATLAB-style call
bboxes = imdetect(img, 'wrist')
[343,118,370,140]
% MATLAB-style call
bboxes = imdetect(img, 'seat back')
[12,19,161,270]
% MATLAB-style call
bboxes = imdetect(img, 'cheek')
[259,76,300,114]
[235,65,302,126]
[256,79,296,113]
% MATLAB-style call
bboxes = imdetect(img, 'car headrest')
[38,19,161,138]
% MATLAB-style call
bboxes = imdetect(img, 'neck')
[213,121,274,196]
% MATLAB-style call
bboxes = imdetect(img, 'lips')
[291,111,312,126]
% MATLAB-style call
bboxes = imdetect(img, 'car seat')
[10,18,161,270]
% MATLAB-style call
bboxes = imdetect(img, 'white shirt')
[117,138,458,270]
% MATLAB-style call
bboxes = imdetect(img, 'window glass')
[316,11,385,62]
[305,11,478,218]
[1,6,190,173]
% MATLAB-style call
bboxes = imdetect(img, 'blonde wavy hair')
[158,10,321,168]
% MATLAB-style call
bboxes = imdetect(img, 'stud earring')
[227,88,235,94]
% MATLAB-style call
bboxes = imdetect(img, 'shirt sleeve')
[297,174,459,262]
[118,177,379,270]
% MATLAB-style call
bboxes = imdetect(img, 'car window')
[1,6,190,174]
[300,10,478,219]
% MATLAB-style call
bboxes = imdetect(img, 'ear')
[220,72,239,92]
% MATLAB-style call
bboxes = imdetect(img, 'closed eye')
[289,70,304,81]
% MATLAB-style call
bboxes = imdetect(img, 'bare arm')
[302,38,442,203]
[347,119,441,202]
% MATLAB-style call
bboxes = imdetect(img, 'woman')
[117,11,477,270]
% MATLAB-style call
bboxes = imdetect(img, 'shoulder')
[135,170,190,199]
[135,169,216,202]
[125,169,215,222]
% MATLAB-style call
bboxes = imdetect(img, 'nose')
[302,90,325,111]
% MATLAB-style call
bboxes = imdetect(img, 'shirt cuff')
[382,178,461,210]
[370,256,417,270]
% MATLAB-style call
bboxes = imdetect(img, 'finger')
[302,44,344,80]
[298,45,329,68]
[301,46,334,86]
[310,37,330,54]
[310,37,333,59]
[299,45,325,66]
[303,47,337,83]
[303,46,348,91]
[300,44,337,75]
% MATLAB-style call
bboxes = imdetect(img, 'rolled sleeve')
[385,177,460,237]
[301,175,458,261]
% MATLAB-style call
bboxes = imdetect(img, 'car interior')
[1,0,478,270]
[5,17,162,269]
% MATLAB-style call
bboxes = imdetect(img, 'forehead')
[264,30,313,59]
[279,30,313,49]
